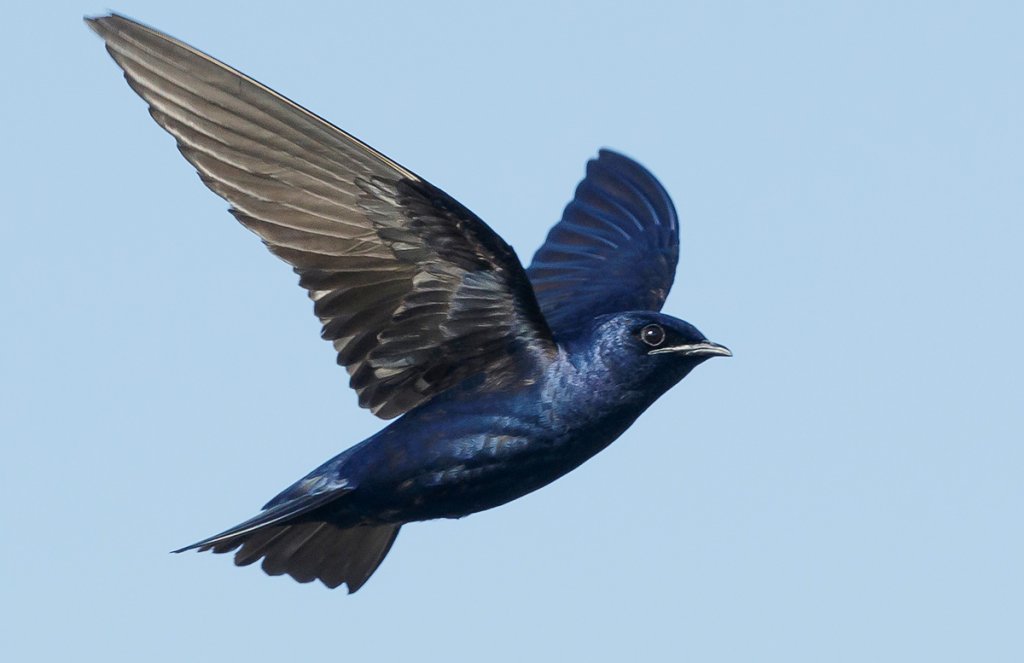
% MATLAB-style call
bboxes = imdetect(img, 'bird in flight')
[87,13,731,593]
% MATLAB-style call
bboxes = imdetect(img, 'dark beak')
[650,340,732,358]
[695,341,732,357]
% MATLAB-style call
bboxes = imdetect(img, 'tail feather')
[259,521,327,577]
[317,523,400,591]
[279,523,333,583]
[232,526,292,563]
[174,485,400,592]
[186,519,401,592]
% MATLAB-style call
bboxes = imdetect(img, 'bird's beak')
[649,341,732,358]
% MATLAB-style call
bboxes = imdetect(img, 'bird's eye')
[640,324,666,347]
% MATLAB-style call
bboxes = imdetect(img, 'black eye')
[640,324,666,347]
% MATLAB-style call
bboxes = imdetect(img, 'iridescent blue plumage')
[529,150,680,339]
[87,13,731,592]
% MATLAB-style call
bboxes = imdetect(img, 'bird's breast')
[342,397,643,524]
[330,356,655,524]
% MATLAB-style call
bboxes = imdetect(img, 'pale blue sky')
[3,2,1022,661]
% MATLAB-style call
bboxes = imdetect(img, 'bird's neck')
[541,346,683,445]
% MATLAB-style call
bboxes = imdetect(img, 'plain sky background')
[3,1,1022,661]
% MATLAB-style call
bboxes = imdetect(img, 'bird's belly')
[349,428,613,524]
[414,439,575,519]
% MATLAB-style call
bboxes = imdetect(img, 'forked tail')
[175,489,400,593]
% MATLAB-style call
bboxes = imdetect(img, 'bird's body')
[266,312,708,528]
[87,13,730,592]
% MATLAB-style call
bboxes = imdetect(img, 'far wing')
[88,14,555,419]
[527,150,679,338]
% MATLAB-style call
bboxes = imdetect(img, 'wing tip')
[593,147,653,179]
[83,14,105,36]
[591,147,678,230]
[83,12,124,34]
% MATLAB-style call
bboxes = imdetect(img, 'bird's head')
[569,311,731,400]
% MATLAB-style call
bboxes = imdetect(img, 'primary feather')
[87,13,555,419]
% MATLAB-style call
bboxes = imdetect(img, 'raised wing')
[87,14,555,419]
[527,150,679,339]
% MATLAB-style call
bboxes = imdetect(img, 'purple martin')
[87,14,731,592]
